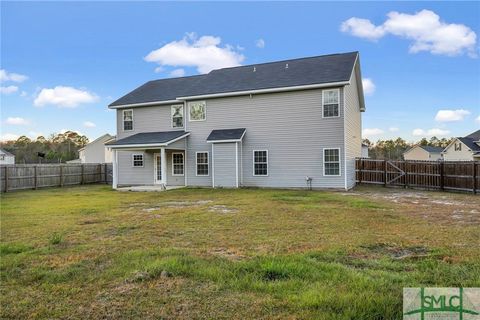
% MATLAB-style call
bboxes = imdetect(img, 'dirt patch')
[362,243,430,260]
[137,200,214,212]
[209,247,245,260]
[208,205,238,214]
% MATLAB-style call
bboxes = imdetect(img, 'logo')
[404,288,480,319]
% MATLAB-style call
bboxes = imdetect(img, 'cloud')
[434,109,470,122]
[341,10,477,57]
[5,117,29,125]
[170,68,186,77]
[154,66,164,73]
[362,78,376,95]
[34,86,98,108]
[256,38,266,48]
[362,128,384,137]
[144,33,245,74]
[20,91,27,97]
[28,131,43,139]
[389,127,399,132]
[412,128,450,136]
[0,85,19,94]
[0,133,19,141]
[83,121,96,128]
[476,115,480,124]
[0,69,28,83]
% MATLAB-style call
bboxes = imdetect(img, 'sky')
[1,1,479,143]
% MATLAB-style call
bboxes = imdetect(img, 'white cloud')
[476,115,480,124]
[412,128,426,136]
[0,85,19,94]
[0,69,28,83]
[144,33,245,74]
[341,10,477,57]
[83,121,96,128]
[362,128,384,137]
[256,38,266,48]
[5,117,29,125]
[28,131,43,138]
[34,86,98,108]
[170,68,186,77]
[362,78,376,95]
[20,91,27,97]
[154,66,164,73]
[0,133,19,141]
[412,128,450,137]
[389,127,399,132]
[434,109,470,122]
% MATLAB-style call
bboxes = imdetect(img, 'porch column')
[112,149,118,189]
[161,147,167,185]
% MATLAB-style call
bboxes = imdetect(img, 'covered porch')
[106,131,190,189]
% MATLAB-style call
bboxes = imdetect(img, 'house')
[71,134,115,163]
[442,130,480,161]
[106,51,365,190]
[0,148,15,164]
[403,145,444,161]
[361,143,369,158]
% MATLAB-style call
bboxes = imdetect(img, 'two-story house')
[442,130,480,161]
[106,51,365,190]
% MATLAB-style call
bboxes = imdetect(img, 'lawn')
[1,185,479,319]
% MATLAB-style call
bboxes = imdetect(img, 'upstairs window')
[123,109,133,131]
[189,101,206,121]
[322,89,339,118]
[196,152,209,176]
[253,150,268,176]
[323,149,340,176]
[454,143,462,151]
[171,105,184,128]
[132,154,143,167]
[172,153,184,176]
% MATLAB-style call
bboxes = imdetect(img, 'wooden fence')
[356,158,479,193]
[0,163,113,192]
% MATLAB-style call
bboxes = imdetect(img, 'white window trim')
[123,109,134,131]
[132,153,144,168]
[321,88,340,118]
[171,104,184,129]
[195,151,209,176]
[188,101,207,122]
[171,152,184,176]
[253,150,269,177]
[323,148,341,176]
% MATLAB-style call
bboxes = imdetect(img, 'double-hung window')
[323,149,340,176]
[123,109,133,131]
[132,154,144,167]
[189,101,206,121]
[253,150,268,176]
[171,105,184,128]
[196,152,209,176]
[172,153,184,176]
[322,89,339,118]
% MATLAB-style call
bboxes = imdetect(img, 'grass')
[1,185,479,319]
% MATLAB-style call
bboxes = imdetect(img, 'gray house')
[107,51,365,190]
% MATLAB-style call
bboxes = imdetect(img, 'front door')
[154,153,162,184]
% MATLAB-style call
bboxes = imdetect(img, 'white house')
[403,145,443,161]
[76,134,115,163]
[0,148,15,164]
[442,130,480,161]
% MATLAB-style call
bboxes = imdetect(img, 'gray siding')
[344,65,362,189]
[83,135,113,163]
[212,143,237,187]
[117,150,154,186]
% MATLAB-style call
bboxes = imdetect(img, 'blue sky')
[1,1,479,142]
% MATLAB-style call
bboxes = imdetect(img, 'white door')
[154,153,162,184]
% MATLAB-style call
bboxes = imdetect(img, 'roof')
[79,133,114,151]
[465,129,480,141]
[0,148,14,156]
[109,52,359,107]
[419,145,444,153]
[207,128,246,142]
[106,131,189,147]
[458,137,480,152]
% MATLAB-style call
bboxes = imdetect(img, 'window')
[189,101,206,121]
[172,153,184,176]
[323,149,340,176]
[253,150,268,176]
[196,152,209,176]
[454,143,462,151]
[132,154,144,167]
[322,89,339,118]
[171,105,184,128]
[0,155,4,161]
[123,109,133,131]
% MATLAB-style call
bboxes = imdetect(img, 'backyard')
[1,185,479,319]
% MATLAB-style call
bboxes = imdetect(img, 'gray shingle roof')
[106,131,189,146]
[207,128,246,142]
[458,137,480,152]
[419,145,444,153]
[0,148,14,156]
[109,52,358,107]
[465,129,480,141]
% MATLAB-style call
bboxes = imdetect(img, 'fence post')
[104,163,108,184]
[440,161,444,191]
[34,166,38,190]
[473,161,477,195]
[60,165,64,187]
[384,160,387,187]
[4,166,8,193]
[404,160,408,189]
[358,159,363,184]
[81,164,85,184]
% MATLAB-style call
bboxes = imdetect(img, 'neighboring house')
[0,148,15,164]
[403,145,443,161]
[107,51,365,190]
[442,130,480,161]
[361,143,369,158]
[72,134,115,163]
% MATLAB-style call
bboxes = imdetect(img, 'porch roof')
[207,128,246,143]
[106,131,190,149]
